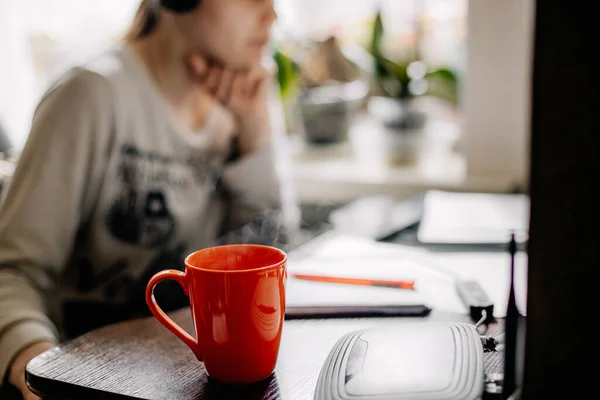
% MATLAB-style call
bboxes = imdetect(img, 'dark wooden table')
[23,309,503,400]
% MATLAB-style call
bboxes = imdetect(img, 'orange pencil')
[291,273,415,290]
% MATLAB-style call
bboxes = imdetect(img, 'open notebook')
[284,232,454,318]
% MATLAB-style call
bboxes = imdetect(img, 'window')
[274,0,469,203]
[0,0,139,149]
[0,0,531,204]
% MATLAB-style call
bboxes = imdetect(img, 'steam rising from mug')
[212,209,293,250]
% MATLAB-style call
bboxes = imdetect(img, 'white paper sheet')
[417,190,530,244]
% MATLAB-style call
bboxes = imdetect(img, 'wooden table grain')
[25,309,500,400]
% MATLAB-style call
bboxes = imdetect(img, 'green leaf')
[370,9,388,79]
[273,49,300,99]
[373,55,413,99]
[370,9,384,57]
[425,68,459,105]
[425,68,458,85]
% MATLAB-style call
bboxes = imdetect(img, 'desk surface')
[25,309,503,400]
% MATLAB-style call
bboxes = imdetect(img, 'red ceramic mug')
[146,244,287,384]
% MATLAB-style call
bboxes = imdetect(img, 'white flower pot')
[382,126,425,166]
[367,96,427,165]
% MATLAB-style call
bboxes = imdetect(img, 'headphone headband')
[160,0,199,13]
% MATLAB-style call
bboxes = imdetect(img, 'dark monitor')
[522,1,595,398]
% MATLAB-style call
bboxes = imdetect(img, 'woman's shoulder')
[40,45,136,105]
[81,44,136,83]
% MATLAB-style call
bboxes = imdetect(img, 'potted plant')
[367,9,459,165]
[279,36,370,145]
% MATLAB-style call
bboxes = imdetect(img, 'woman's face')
[177,0,277,70]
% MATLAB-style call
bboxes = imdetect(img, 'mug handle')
[145,270,202,360]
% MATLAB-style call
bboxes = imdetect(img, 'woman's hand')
[8,341,55,400]
[189,55,272,156]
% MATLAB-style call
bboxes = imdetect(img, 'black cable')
[478,318,507,353]
[477,310,503,352]
[480,335,499,353]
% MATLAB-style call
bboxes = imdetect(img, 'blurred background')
[0,0,533,219]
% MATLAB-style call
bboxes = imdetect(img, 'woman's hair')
[124,0,203,41]
[124,0,162,42]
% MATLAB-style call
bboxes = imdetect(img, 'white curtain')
[0,0,37,151]
[0,0,139,152]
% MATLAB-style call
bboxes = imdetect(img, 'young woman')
[0,1,299,398]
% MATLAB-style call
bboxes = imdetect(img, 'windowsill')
[289,113,518,203]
